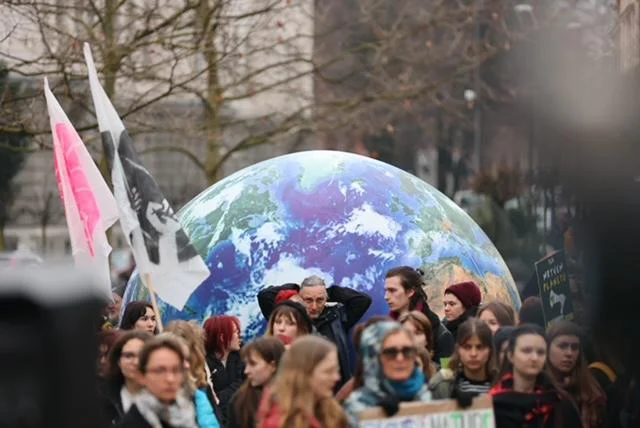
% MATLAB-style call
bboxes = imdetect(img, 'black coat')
[115,405,173,428]
[257,283,372,387]
[206,351,244,426]
[99,381,125,426]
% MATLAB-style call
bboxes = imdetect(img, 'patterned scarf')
[134,388,198,428]
[490,372,560,424]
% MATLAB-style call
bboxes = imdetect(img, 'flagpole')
[144,273,164,332]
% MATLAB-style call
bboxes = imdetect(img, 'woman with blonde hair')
[257,335,347,428]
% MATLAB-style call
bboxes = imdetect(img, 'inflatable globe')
[124,150,520,339]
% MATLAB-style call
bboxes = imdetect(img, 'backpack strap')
[590,362,617,383]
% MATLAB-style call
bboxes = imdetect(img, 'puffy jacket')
[194,389,220,428]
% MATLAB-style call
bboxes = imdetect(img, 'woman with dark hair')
[265,300,313,342]
[478,301,516,335]
[442,281,482,340]
[227,337,286,428]
[98,330,122,378]
[203,315,243,426]
[100,330,153,425]
[429,318,497,400]
[384,266,454,362]
[119,301,158,334]
[116,335,197,428]
[490,324,582,428]
[494,326,516,367]
[547,321,605,428]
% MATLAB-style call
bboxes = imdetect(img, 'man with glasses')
[258,275,372,388]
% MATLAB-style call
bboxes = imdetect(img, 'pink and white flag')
[44,78,119,297]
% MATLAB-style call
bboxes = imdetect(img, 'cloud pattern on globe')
[124,151,520,339]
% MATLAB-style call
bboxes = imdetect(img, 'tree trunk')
[202,8,223,186]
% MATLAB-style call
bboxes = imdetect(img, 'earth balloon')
[124,151,520,339]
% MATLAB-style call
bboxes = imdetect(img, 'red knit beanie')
[275,289,299,305]
[444,281,482,310]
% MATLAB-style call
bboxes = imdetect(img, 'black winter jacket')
[205,351,244,427]
[257,283,372,387]
[99,381,125,426]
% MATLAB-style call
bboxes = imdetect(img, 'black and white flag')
[84,43,210,309]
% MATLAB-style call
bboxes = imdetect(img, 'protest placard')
[534,249,575,326]
[359,394,494,428]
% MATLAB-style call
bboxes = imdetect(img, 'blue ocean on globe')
[124,150,520,339]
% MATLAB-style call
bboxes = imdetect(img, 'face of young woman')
[509,334,547,379]
[310,350,341,399]
[458,335,491,374]
[134,307,157,334]
[380,331,417,382]
[548,334,580,374]
[229,324,242,352]
[402,320,427,350]
[443,293,465,322]
[118,338,145,382]
[142,348,184,404]
[244,351,277,387]
[479,310,500,335]
[273,314,299,339]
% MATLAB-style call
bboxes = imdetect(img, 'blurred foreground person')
[257,335,347,428]
[547,321,605,428]
[429,319,497,401]
[227,337,285,428]
[116,336,197,428]
[120,302,158,335]
[344,321,431,427]
[490,325,581,428]
[385,266,454,362]
[101,331,153,426]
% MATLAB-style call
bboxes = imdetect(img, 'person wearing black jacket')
[257,275,372,388]
[384,266,454,363]
[441,281,482,340]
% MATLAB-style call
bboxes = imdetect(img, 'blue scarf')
[387,368,426,400]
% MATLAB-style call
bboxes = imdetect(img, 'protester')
[265,300,314,342]
[343,321,432,427]
[203,315,244,426]
[335,316,393,403]
[166,321,220,421]
[398,310,434,358]
[120,301,158,334]
[103,292,123,330]
[115,335,197,428]
[384,266,454,362]
[442,281,482,340]
[494,326,516,367]
[478,301,516,335]
[163,332,220,428]
[398,310,437,376]
[258,275,372,387]
[546,321,605,428]
[257,335,347,428]
[98,330,122,379]
[490,324,582,428]
[100,331,153,426]
[227,337,286,428]
[518,297,545,328]
[429,318,497,400]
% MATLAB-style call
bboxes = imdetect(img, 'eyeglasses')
[146,366,184,377]
[381,346,417,360]
[121,352,139,360]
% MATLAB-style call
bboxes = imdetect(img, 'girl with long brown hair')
[265,301,313,342]
[398,310,437,378]
[547,320,606,428]
[257,335,347,428]
[227,337,285,428]
[429,318,497,400]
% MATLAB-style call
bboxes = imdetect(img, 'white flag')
[83,43,210,309]
[44,78,119,298]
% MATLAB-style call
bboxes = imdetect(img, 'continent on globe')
[124,151,520,340]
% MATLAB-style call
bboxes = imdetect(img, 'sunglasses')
[381,346,417,360]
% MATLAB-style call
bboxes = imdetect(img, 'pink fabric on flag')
[54,123,101,257]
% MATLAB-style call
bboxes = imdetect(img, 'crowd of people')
[96,266,629,428]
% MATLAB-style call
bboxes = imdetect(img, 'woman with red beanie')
[442,281,482,340]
